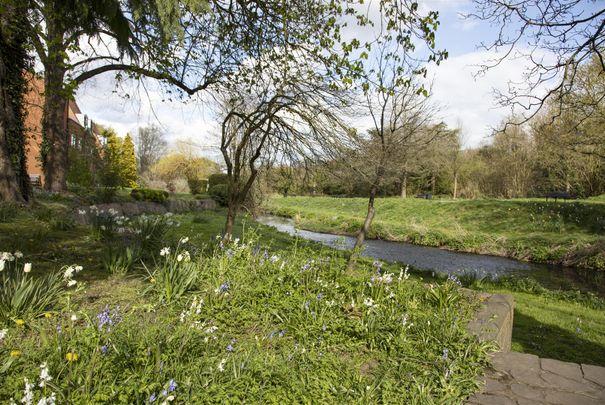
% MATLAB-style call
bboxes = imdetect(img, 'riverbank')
[1,196,604,369]
[266,196,605,271]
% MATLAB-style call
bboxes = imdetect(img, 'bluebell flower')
[168,379,177,392]
[316,292,324,300]
[100,345,108,354]
[149,393,157,403]
[278,330,285,337]
[441,349,449,360]
[219,282,230,293]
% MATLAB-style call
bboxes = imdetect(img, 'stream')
[257,215,602,293]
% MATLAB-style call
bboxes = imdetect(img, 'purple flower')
[100,345,108,354]
[168,379,177,392]
[316,293,324,300]
[226,249,234,258]
[226,338,236,351]
[149,393,157,403]
[97,305,121,332]
[219,282,230,293]
[278,330,286,337]
[441,349,449,360]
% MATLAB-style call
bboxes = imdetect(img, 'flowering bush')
[144,238,197,303]
[0,252,82,325]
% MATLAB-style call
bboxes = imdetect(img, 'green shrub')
[208,173,228,188]
[0,202,18,223]
[0,253,81,324]
[103,245,136,276]
[144,244,197,303]
[208,184,229,206]
[130,188,169,203]
[50,216,76,231]
[94,186,118,203]
[187,178,208,195]
[130,213,174,257]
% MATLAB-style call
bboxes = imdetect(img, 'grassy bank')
[267,196,605,270]
[1,196,604,405]
[0,198,489,403]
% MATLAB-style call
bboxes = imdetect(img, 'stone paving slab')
[467,352,605,404]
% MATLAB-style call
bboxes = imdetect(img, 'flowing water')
[257,215,602,293]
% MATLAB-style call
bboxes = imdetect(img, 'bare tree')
[135,125,167,175]
[348,44,444,265]
[468,0,605,125]
[216,67,351,239]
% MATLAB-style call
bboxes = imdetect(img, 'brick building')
[24,75,104,187]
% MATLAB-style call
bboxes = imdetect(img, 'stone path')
[467,351,605,404]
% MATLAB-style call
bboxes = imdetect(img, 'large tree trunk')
[42,64,68,192]
[453,172,458,200]
[41,9,69,193]
[0,125,23,203]
[0,8,29,203]
[400,172,407,198]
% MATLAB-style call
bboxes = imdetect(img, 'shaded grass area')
[267,196,605,270]
[496,290,605,366]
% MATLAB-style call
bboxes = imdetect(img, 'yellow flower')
[66,352,79,362]
[14,319,25,327]
[44,313,53,318]
[150,277,156,284]
[9,350,21,358]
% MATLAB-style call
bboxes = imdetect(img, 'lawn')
[0,198,489,403]
[266,196,605,270]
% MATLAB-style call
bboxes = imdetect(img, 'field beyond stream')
[267,196,605,272]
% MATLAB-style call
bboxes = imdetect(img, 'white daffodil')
[0,328,7,341]
[63,266,74,280]
[0,260,5,272]
[180,237,189,244]
[217,358,227,372]
[14,251,23,259]
[70,314,77,322]
[23,263,32,273]
[78,209,86,215]
[67,279,77,287]
[160,247,171,257]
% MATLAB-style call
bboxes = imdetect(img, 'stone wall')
[467,292,514,352]
[74,198,217,224]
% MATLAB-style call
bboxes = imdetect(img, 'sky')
[74,0,544,153]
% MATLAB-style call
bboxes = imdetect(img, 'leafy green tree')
[120,134,138,188]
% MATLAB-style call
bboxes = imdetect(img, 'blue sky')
[75,0,557,153]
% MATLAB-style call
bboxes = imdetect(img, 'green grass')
[2,195,604,404]
[493,290,605,365]
[0,200,490,403]
[267,196,605,270]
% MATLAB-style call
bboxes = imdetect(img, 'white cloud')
[75,74,221,160]
[427,49,549,148]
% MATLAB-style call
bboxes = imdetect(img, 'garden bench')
[545,191,577,202]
